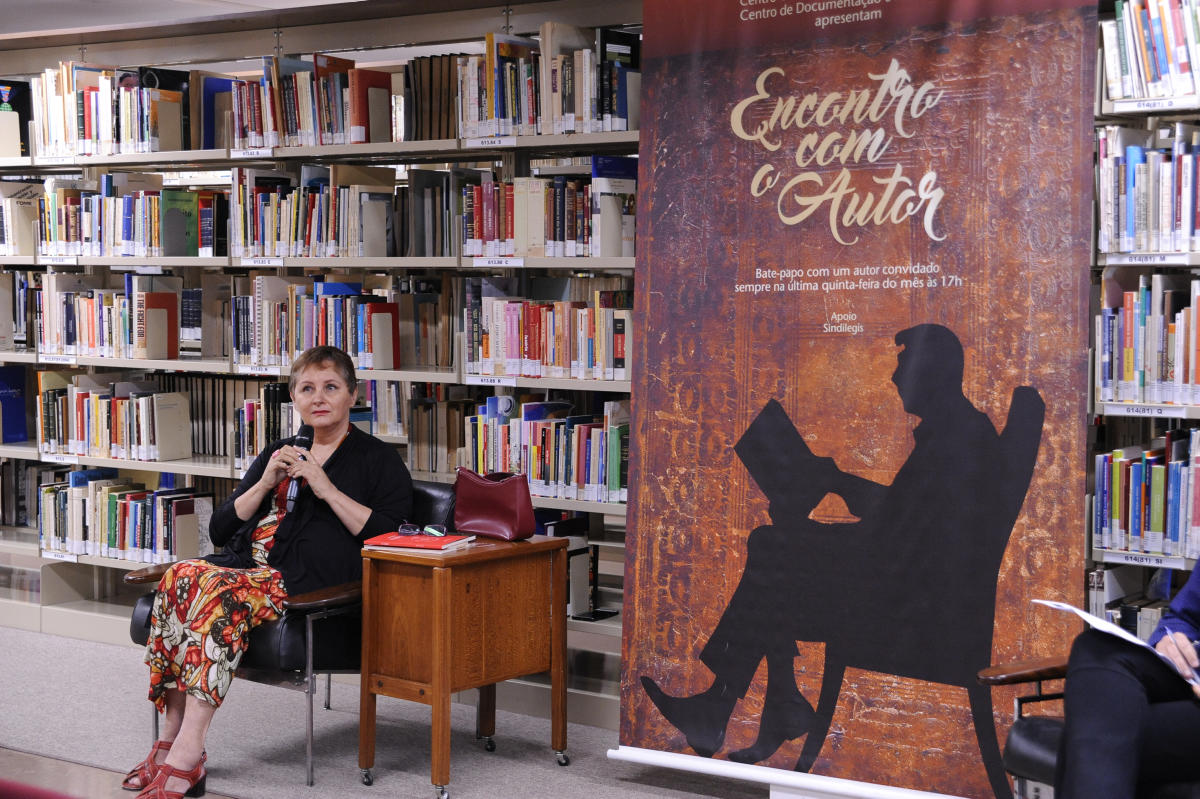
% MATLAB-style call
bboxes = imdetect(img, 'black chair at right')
[978,656,1200,799]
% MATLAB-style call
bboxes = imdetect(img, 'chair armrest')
[282,580,362,612]
[977,656,1068,686]
[124,563,170,586]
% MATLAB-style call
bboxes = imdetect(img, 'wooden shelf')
[76,453,233,478]
[77,255,230,268]
[75,355,232,373]
[0,349,39,364]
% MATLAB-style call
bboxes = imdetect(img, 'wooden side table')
[358,535,569,799]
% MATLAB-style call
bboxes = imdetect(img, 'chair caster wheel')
[435,785,448,799]
[556,750,570,766]
[483,735,496,752]
[360,768,373,786]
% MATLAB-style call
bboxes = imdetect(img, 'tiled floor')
[0,748,237,799]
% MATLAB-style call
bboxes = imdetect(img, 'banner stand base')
[606,746,971,799]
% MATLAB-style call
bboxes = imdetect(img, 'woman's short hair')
[289,346,357,396]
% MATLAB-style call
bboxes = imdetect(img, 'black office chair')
[125,478,456,786]
[978,656,1200,799]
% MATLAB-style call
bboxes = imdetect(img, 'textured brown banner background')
[621,2,1095,796]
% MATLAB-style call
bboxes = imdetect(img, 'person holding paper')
[124,346,412,799]
[1057,567,1200,798]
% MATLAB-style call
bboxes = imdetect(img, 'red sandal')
[122,740,171,791]
[133,758,206,799]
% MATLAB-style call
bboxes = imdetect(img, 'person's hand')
[1155,631,1200,695]
[260,448,289,488]
[262,444,308,489]
[282,445,335,501]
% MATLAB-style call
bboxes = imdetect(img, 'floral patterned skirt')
[143,550,288,709]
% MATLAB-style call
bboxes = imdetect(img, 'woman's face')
[292,362,356,435]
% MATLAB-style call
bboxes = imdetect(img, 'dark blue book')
[0,366,31,443]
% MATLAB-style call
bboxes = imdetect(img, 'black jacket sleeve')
[208,439,286,548]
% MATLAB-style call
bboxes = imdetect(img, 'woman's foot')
[122,739,172,791]
[134,757,206,799]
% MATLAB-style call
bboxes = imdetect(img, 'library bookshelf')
[0,3,643,729]
[1090,6,1200,638]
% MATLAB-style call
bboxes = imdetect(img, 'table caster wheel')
[556,750,570,766]
[360,768,373,786]
[435,785,448,799]
[482,735,496,752]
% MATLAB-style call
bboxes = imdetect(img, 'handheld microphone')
[285,423,314,513]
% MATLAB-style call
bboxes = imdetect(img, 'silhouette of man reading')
[641,323,1044,780]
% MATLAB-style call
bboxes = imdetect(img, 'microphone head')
[294,423,314,450]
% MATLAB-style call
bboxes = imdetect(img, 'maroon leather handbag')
[452,467,536,541]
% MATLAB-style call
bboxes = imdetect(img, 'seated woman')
[124,345,412,799]
[1057,566,1200,798]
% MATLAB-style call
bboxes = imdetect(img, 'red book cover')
[347,67,391,144]
[363,531,475,550]
[366,302,400,369]
[134,291,180,360]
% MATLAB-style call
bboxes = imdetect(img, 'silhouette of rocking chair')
[795,386,1044,799]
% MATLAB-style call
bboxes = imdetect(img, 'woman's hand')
[280,444,336,501]
[1155,631,1200,696]
[260,445,300,489]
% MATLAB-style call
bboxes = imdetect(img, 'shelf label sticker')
[1101,402,1190,419]
[466,374,518,387]
[240,257,284,267]
[41,550,79,563]
[39,353,76,365]
[1114,97,1200,113]
[44,453,79,465]
[231,148,273,159]
[35,155,75,166]
[39,256,77,266]
[236,364,280,375]
[472,257,524,268]
[464,136,517,148]
[1103,550,1187,569]
[1104,254,1185,265]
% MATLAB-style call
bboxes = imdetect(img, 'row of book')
[0,460,67,528]
[10,269,459,373]
[1095,121,1200,255]
[25,272,195,360]
[458,24,640,138]
[1094,271,1200,404]
[15,23,640,157]
[458,395,630,503]
[1100,0,1200,102]
[460,157,637,258]
[0,164,638,261]
[36,371,192,462]
[30,174,227,259]
[228,275,454,371]
[156,374,287,461]
[463,276,633,381]
[38,469,214,564]
[7,269,637,384]
[1092,428,1200,558]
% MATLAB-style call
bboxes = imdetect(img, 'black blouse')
[206,425,413,595]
